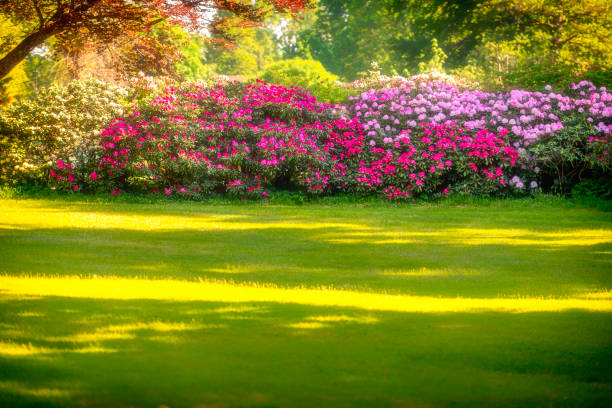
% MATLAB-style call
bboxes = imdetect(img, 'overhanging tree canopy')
[0,0,311,80]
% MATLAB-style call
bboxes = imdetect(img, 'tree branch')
[32,0,46,28]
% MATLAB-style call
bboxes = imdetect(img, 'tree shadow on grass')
[0,295,611,408]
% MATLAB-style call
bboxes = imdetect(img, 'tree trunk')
[0,27,59,80]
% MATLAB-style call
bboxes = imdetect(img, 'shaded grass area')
[0,198,611,407]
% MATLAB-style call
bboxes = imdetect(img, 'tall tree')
[291,0,411,80]
[0,0,311,80]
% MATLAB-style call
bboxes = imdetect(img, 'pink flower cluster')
[48,159,79,191]
[344,81,611,149]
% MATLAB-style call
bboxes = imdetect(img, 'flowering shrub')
[0,80,127,185]
[342,80,611,192]
[50,80,366,197]
[46,79,524,199]
[355,123,518,199]
[39,77,609,199]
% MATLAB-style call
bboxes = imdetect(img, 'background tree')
[207,25,281,76]
[288,0,410,80]
[399,0,611,71]
[289,0,611,82]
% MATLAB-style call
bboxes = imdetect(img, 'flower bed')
[44,79,611,199]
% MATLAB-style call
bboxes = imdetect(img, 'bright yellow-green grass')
[0,198,611,407]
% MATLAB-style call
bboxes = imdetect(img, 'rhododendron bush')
[355,124,517,199]
[47,80,522,199]
[342,80,611,192]
[43,78,610,199]
[51,80,365,198]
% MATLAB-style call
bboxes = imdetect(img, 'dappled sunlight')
[45,321,221,344]
[0,201,372,233]
[200,264,332,277]
[286,322,327,329]
[0,341,115,356]
[0,324,29,339]
[181,305,267,316]
[16,312,45,318]
[1,275,610,313]
[381,267,479,277]
[0,341,52,356]
[0,380,71,399]
[286,314,379,330]
[103,321,210,333]
[320,228,612,247]
[582,291,612,299]
[206,266,259,274]
[0,320,216,356]
[51,331,133,343]
[306,315,378,324]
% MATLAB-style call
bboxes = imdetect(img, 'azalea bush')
[50,80,365,197]
[354,124,518,199]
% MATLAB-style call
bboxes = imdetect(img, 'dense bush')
[47,80,521,199]
[0,80,128,185]
[6,75,610,200]
[259,58,349,104]
[342,81,611,193]
[571,176,612,200]
[50,80,363,197]
[354,124,518,199]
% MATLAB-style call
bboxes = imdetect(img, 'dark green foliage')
[572,176,612,200]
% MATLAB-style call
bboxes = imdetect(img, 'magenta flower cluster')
[52,81,367,198]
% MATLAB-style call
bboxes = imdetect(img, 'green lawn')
[0,197,611,407]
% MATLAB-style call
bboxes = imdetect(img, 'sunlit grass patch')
[321,228,612,246]
[380,267,479,277]
[45,321,222,344]
[0,341,115,357]
[0,200,372,232]
[0,341,52,357]
[1,275,611,313]
[0,381,71,399]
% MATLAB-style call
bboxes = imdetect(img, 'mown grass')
[0,196,611,407]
